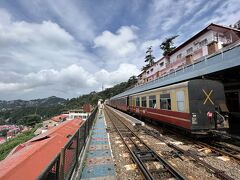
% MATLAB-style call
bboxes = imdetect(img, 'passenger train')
[106,79,229,135]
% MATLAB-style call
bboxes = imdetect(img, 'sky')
[0,0,239,100]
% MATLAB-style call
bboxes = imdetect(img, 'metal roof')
[0,118,83,180]
[112,43,240,99]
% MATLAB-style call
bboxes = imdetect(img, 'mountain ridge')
[0,96,66,111]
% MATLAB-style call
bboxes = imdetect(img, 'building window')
[147,71,149,74]
[136,97,140,106]
[177,53,182,59]
[186,47,193,54]
[151,68,153,72]
[176,91,185,112]
[160,94,171,110]
[199,39,208,47]
[149,95,156,108]
[141,97,147,107]
[160,62,164,67]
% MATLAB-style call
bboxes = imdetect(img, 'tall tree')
[160,35,178,56]
[127,76,138,86]
[143,46,155,71]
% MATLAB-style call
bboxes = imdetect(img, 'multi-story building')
[136,71,146,85]
[167,23,240,68]
[137,57,167,85]
[67,109,91,121]
[137,23,240,85]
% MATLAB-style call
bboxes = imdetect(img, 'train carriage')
[108,79,229,135]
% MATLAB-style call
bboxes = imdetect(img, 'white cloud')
[95,63,140,87]
[0,82,27,92]
[1,1,238,100]
[94,26,138,57]
[147,0,205,37]
[0,20,74,48]
[0,11,141,100]
[0,63,139,98]
[15,0,96,41]
[205,0,240,26]
[0,8,99,73]
[0,8,11,25]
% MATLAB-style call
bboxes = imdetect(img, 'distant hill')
[0,96,66,111]
[65,76,138,109]
[0,76,137,125]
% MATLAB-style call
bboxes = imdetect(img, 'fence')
[37,107,98,180]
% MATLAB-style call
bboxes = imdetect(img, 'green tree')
[160,35,178,56]
[142,46,155,71]
[141,64,150,71]
[126,76,138,88]
[144,46,155,66]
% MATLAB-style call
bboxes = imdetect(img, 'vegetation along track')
[104,106,187,180]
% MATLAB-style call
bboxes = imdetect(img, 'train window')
[136,97,140,107]
[129,96,132,106]
[149,95,156,108]
[160,94,171,110]
[176,91,185,112]
[141,97,147,107]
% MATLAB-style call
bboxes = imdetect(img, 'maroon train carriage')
[107,79,229,135]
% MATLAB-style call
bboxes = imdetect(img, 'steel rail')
[139,126,235,180]
[167,143,234,180]
[150,125,240,163]
[196,141,240,162]
[163,128,240,163]
[104,106,187,180]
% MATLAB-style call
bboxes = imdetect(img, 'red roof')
[51,114,68,122]
[0,118,83,180]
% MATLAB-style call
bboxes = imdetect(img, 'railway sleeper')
[168,143,234,180]
[134,150,157,162]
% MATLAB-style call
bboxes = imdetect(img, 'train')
[106,79,229,135]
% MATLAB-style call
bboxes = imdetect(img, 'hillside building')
[137,23,240,85]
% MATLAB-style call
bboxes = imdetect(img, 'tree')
[127,76,138,87]
[160,35,178,56]
[141,64,150,71]
[142,46,155,71]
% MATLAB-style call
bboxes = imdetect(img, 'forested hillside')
[65,76,137,109]
[0,76,137,125]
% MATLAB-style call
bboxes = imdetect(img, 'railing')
[37,107,98,180]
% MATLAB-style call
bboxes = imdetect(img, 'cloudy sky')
[0,0,239,100]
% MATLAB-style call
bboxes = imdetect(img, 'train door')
[188,80,220,130]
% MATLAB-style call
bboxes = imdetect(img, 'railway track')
[197,140,240,162]
[144,121,240,163]
[104,106,187,180]
[139,126,236,180]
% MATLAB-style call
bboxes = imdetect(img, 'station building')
[137,23,240,85]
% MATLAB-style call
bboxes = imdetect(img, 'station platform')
[107,106,144,126]
[80,110,116,180]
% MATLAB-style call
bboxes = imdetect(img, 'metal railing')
[37,107,98,180]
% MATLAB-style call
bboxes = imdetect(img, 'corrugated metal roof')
[0,118,83,180]
[51,114,68,122]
